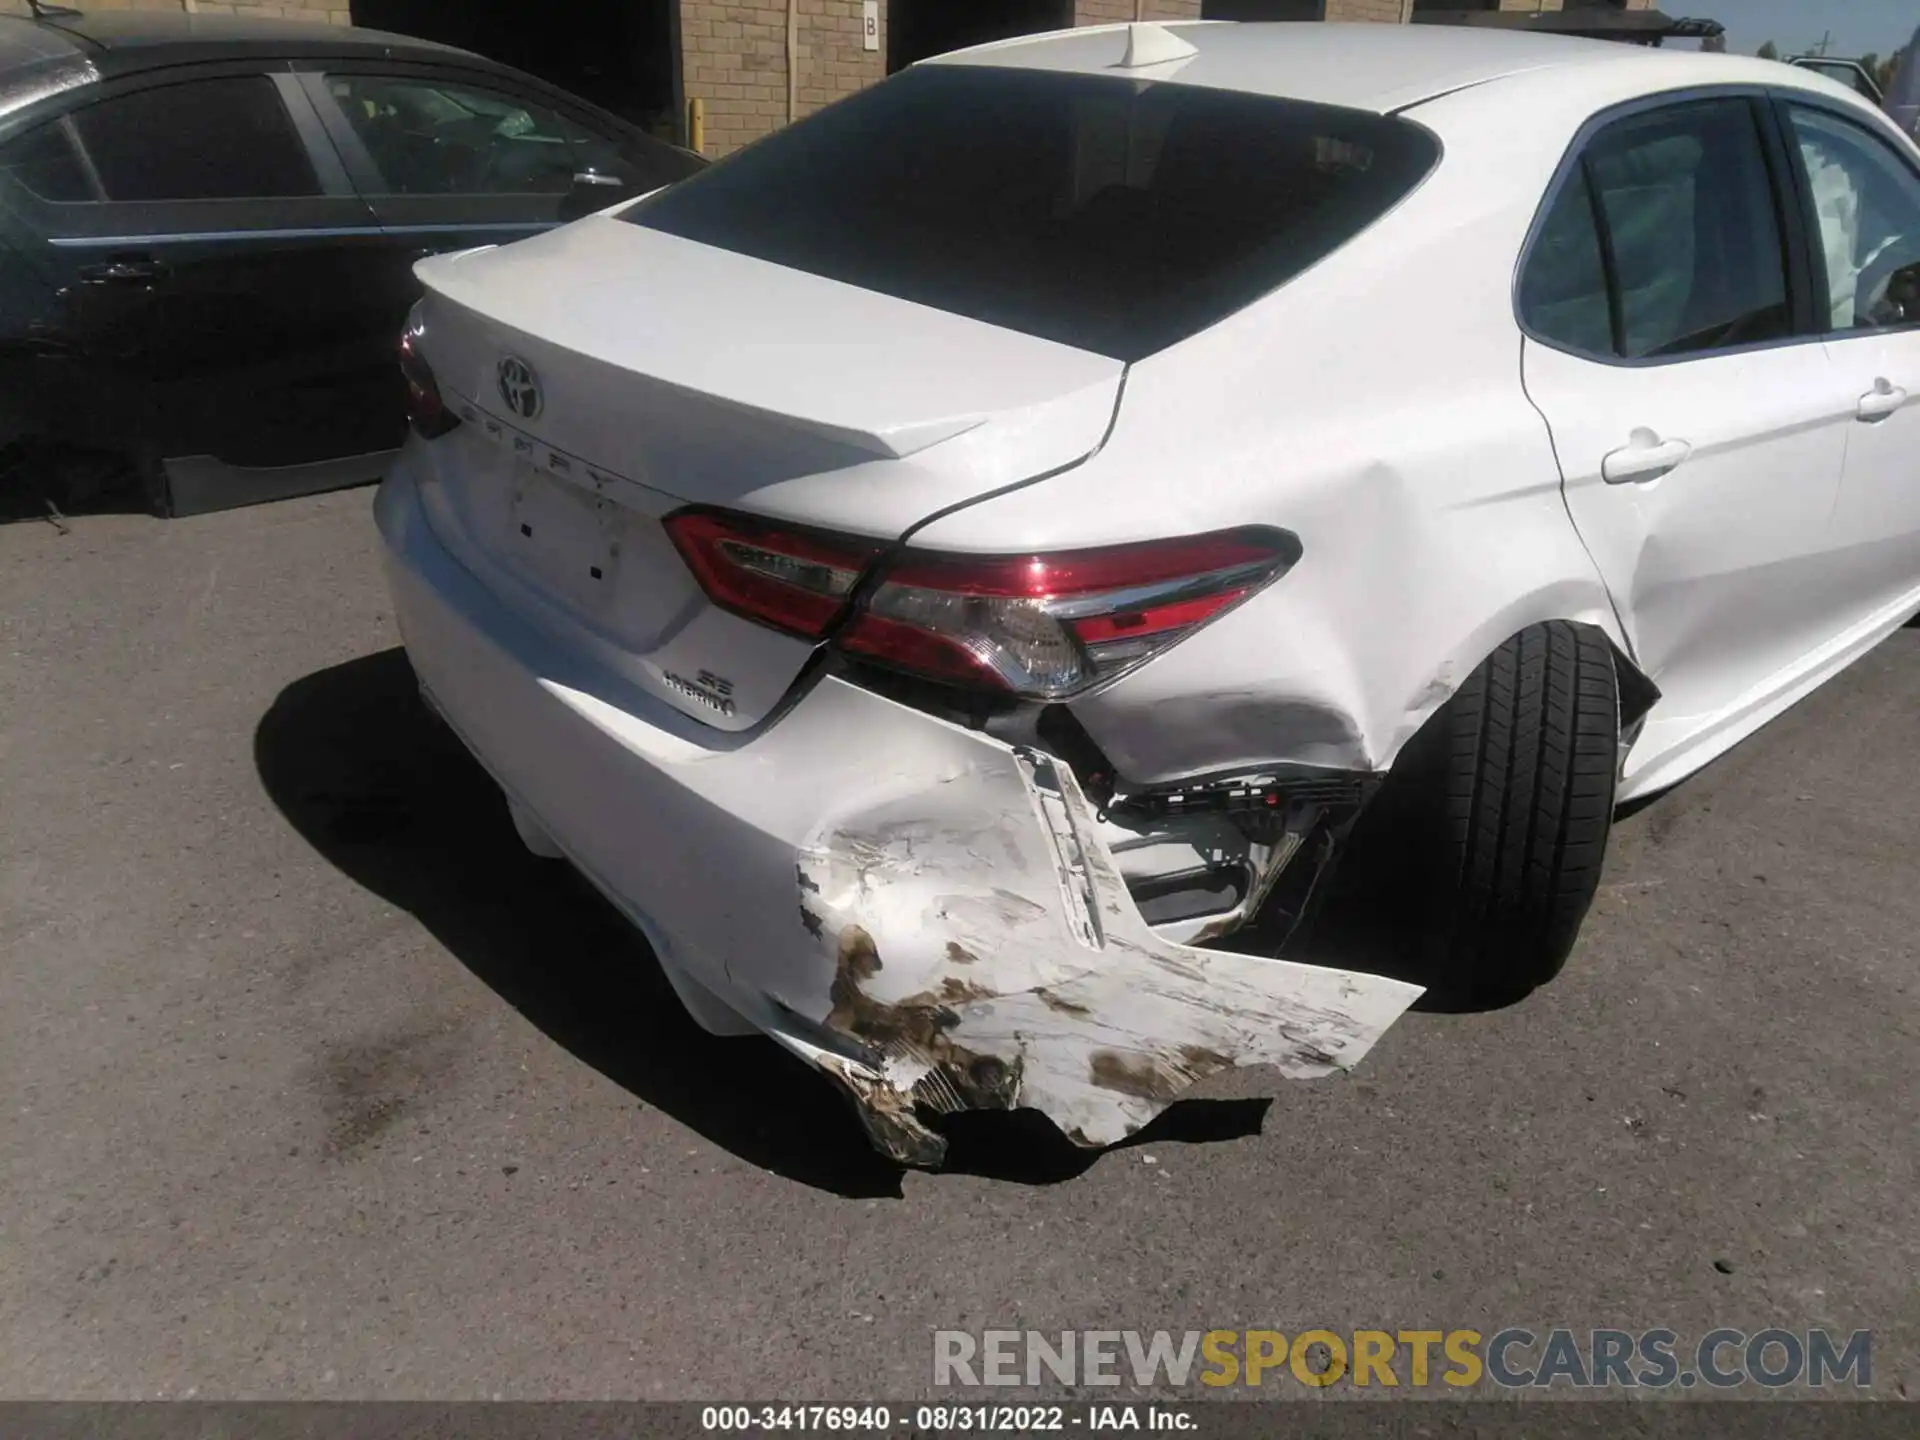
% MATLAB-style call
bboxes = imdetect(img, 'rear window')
[623,65,1439,360]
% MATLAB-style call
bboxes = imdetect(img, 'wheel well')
[1422,621,1656,757]
[1601,631,1661,733]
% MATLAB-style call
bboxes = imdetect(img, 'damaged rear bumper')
[376,468,1423,1167]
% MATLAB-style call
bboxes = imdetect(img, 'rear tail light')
[665,509,882,639]
[838,529,1299,699]
[399,326,458,440]
[666,507,1298,699]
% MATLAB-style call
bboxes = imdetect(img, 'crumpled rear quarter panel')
[906,91,1629,784]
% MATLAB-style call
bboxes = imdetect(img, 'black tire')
[1342,621,1619,1002]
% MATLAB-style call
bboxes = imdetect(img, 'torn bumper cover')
[796,750,1422,1165]
[377,469,1423,1167]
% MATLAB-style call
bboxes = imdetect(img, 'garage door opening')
[887,0,1074,75]
[1199,1,1324,18]
[350,0,680,138]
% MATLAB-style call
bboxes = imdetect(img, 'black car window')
[325,74,586,195]
[621,64,1439,361]
[67,77,320,202]
[1583,100,1792,359]
[1518,166,1613,356]
[557,114,626,179]
[1786,104,1920,332]
[554,112,700,190]
[0,119,96,203]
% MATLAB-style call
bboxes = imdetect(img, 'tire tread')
[1435,621,1618,997]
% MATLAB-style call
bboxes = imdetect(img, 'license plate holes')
[506,464,623,610]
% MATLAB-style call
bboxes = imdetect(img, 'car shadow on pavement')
[0,446,149,526]
[254,647,1272,1197]
[1291,828,1516,1019]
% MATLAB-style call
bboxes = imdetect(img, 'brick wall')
[680,0,1222,158]
[679,0,783,158]
[793,0,886,121]
[1322,0,1407,23]
[201,0,350,17]
[1073,0,1203,24]
[680,0,885,157]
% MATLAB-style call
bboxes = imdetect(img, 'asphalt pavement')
[1,488,1915,1399]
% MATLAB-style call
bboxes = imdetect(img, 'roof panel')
[927,20,1683,113]
[10,11,470,64]
[0,14,87,75]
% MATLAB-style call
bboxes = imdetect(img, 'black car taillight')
[399,327,459,440]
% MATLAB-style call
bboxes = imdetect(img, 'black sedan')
[0,11,704,516]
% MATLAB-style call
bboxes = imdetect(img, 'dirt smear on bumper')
[792,747,1421,1167]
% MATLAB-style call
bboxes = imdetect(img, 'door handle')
[77,255,167,284]
[1601,430,1691,484]
[1857,378,1908,422]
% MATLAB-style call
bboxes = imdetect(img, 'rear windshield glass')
[623,65,1439,360]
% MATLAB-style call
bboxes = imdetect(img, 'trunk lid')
[409,215,1124,731]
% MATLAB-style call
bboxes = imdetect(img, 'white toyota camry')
[375,22,1920,1165]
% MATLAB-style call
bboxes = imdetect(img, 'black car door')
[0,65,407,486]
[292,61,702,260]
[0,122,73,450]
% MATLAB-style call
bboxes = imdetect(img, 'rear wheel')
[1340,622,1619,1002]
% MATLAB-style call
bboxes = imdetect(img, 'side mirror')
[559,169,632,222]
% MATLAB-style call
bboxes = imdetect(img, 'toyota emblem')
[497,355,542,420]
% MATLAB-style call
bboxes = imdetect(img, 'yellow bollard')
[688,96,705,157]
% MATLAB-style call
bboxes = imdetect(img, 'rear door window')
[67,76,320,201]
[0,120,96,203]
[323,74,586,195]
[1518,167,1613,356]
[623,65,1439,360]
[1520,98,1794,360]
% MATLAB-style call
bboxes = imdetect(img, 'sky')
[1669,0,1920,60]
